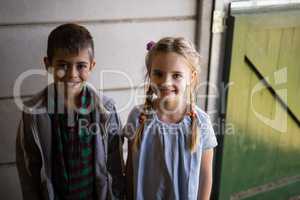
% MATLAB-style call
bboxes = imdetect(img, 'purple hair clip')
[146,41,156,51]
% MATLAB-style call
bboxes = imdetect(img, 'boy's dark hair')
[47,23,94,64]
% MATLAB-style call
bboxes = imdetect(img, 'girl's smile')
[158,87,177,96]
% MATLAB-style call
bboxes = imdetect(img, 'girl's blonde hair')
[133,37,201,153]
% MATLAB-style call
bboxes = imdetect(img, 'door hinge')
[212,10,226,33]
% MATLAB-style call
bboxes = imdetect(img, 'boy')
[16,23,124,200]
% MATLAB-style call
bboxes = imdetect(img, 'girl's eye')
[173,73,183,79]
[152,70,163,77]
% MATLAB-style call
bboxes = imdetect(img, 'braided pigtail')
[132,87,153,152]
[187,88,199,153]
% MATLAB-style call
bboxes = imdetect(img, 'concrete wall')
[0,0,197,198]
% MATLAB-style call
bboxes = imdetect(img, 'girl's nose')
[161,74,172,86]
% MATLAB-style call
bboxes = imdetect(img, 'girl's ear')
[44,57,50,71]
[190,70,198,86]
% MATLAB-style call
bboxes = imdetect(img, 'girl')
[124,37,218,200]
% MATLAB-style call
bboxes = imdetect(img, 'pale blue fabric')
[124,105,218,200]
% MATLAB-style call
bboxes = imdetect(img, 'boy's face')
[44,48,95,97]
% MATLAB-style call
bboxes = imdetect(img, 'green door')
[217,8,300,200]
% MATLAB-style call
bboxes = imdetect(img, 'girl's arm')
[198,148,214,200]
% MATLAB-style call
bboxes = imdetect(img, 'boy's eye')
[77,64,88,71]
[58,64,68,71]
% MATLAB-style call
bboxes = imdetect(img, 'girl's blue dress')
[124,105,218,200]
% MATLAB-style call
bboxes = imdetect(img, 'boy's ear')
[90,59,96,71]
[43,57,50,71]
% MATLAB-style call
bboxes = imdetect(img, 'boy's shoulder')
[131,104,144,114]
[101,95,115,110]
[128,104,144,119]
[85,82,116,112]
[21,85,51,113]
[124,105,144,127]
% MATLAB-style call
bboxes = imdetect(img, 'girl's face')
[149,52,196,108]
